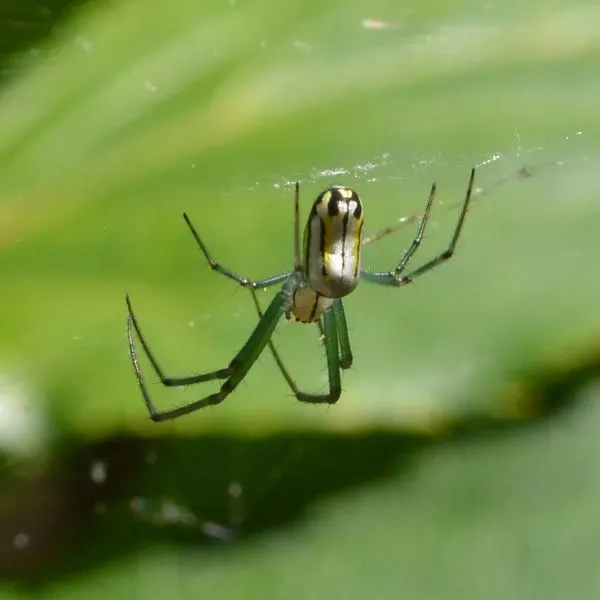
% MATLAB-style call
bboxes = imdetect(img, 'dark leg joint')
[393,275,412,287]
[149,410,170,423]
[220,380,234,395]
[339,356,353,370]
[209,393,225,407]
[328,386,342,404]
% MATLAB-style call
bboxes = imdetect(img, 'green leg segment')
[251,290,349,404]
[331,299,353,369]
[361,168,475,288]
[127,287,289,421]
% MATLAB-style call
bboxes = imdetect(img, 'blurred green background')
[1,0,600,597]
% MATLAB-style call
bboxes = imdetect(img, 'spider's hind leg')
[126,287,289,422]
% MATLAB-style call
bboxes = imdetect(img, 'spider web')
[124,125,589,544]
[0,124,595,588]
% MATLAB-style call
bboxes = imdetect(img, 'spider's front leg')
[183,213,291,290]
[361,168,476,287]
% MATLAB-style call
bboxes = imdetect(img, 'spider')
[126,168,476,421]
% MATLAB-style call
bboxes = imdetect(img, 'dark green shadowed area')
[1,0,600,597]
[0,0,97,84]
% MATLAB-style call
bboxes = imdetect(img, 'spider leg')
[250,290,350,404]
[329,300,353,369]
[361,161,542,246]
[126,287,289,421]
[362,168,475,287]
[127,294,230,386]
[183,213,292,289]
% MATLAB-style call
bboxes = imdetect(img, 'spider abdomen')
[304,185,364,299]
